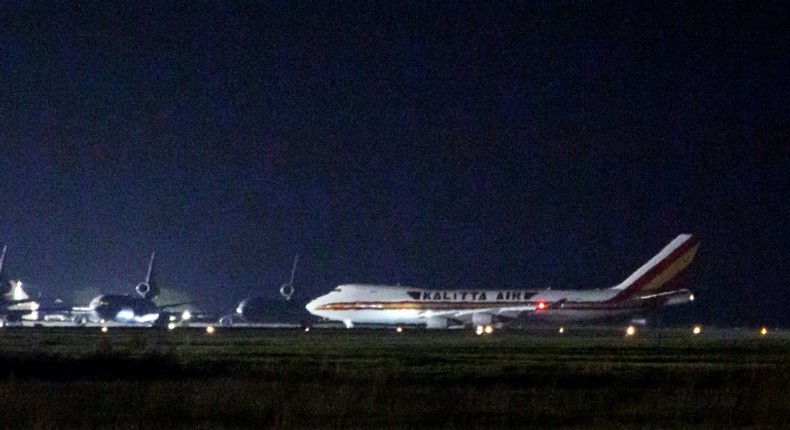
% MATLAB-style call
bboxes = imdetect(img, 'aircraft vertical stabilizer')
[0,245,7,286]
[135,252,160,299]
[610,234,699,298]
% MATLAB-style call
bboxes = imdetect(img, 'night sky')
[1,2,787,326]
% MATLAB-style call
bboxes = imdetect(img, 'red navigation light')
[537,302,546,311]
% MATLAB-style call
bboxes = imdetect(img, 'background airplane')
[220,256,311,327]
[306,234,699,329]
[69,253,191,325]
[0,245,40,325]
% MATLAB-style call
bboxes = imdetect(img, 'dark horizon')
[2,2,787,326]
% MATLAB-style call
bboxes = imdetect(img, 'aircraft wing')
[157,301,194,310]
[418,305,539,322]
[454,305,538,316]
[4,298,38,305]
[416,310,459,318]
[635,289,694,307]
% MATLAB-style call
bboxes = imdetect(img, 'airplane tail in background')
[0,246,38,314]
[280,255,299,300]
[145,252,156,285]
[1,245,10,295]
[135,252,161,300]
[610,234,699,300]
[1,245,7,282]
[9,280,31,302]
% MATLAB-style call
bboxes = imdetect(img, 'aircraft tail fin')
[1,245,7,280]
[610,234,699,299]
[0,246,36,310]
[1,245,9,294]
[280,255,299,300]
[146,252,156,285]
[10,280,31,301]
[135,252,160,299]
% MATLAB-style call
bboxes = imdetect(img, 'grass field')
[0,326,788,429]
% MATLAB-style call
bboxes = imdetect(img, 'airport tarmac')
[0,325,787,428]
[9,320,790,340]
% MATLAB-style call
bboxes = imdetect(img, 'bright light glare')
[689,294,695,301]
[760,327,768,336]
[169,315,177,322]
[167,322,176,330]
[692,325,702,335]
[304,326,310,332]
[475,325,484,335]
[625,325,636,336]
[206,325,215,334]
[101,326,108,333]
[559,327,565,334]
[396,326,403,333]
[537,302,546,310]
[484,325,493,334]
[116,309,134,322]
[181,310,192,321]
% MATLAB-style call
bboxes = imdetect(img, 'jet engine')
[472,313,493,326]
[135,282,160,299]
[425,316,448,329]
[280,283,295,300]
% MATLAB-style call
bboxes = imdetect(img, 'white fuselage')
[305,235,699,328]
[304,283,670,328]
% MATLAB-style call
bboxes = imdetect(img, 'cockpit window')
[333,287,343,292]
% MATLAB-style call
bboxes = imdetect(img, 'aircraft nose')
[305,299,318,314]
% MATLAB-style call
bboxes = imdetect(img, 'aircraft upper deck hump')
[609,234,699,297]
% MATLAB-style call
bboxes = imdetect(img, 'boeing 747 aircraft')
[306,234,699,328]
